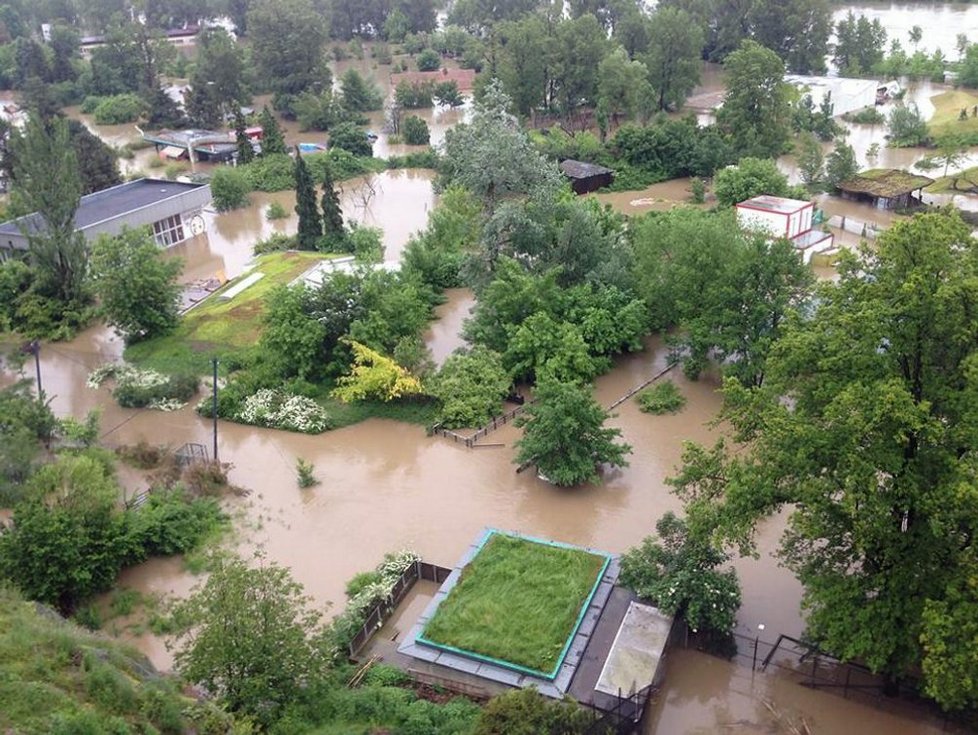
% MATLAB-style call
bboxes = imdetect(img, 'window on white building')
[152,214,185,247]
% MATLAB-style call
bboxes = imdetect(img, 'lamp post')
[753,623,766,671]
[21,339,41,399]
[212,357,219,462]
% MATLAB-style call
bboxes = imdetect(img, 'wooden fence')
[606,364,676,411]
[347,560,452,659]
[431,403,530,449]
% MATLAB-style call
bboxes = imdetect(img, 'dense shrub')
[402,115,430,145]
[209,166,250,211]
[329,122,374,157]
[88,364,199,410]
[93,94,145,125]
[395,80,434,109]
[635,380,686,414]
[126,489,226,558]
[254,232,297,255]
[416,48,441,71]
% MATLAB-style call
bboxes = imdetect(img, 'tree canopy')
[671,209,978,709]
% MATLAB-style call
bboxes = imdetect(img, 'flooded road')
[423,288,475,365]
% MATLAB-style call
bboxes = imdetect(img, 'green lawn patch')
[420,532,609,677]
[925,164,978,194]
[929,89,978,141]
[125,251,329,375]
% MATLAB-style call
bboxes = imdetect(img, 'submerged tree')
[514,377,630,487]
[233,108,254,164]
[671,210,978,709]
[10,115,88,306]
[259,106,287,156]
[293,149,322,250]
[320,161,345,249]
[90,227,183,343]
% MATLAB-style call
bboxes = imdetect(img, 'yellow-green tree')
[331,341,423,402]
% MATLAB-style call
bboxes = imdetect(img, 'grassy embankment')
[126,251,440,429]
[0,585,232,733]
[422,533,608,675]
[126,250,325,375]
[921,91,978,194]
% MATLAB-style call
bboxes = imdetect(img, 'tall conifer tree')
[293,148,321,250]
[320,162,344,249]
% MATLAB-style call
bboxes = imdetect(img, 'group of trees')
[662,209,978,710]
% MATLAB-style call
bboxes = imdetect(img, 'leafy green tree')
[620,512,741,635]
[671,210,978,707]
[320,162,345,250]
[190,28,246,120]
[9,115,88,306]
[328,122,373,157]
[67,119,122,195]
[825,141,858,190]
[416,48,441,71]
[0,452,129,614]
[184,82,222,129]
[474,687,593,735]
[958,42,978,88]
[90,227,182,343]
[717,39,792,158]
[887,102,930,147]
[332,340,424,402]
[209,166,250,211]
[144,84,186,129]
[428,346,511,428]
[748,0,830,73]
[259,284,329,381]
[677,234,813,387]
[495,15,552,118]
[401,115,430,145]
[442,81,562,214]
[247,0,327,97]
[233,108,254,164]
[712,156,798,207]
[932,134,968,178]
[170,553,330,726]
[504,311,598,384]
[293,149,322,250]
[434,79,464,108]
[0,382,57,506]
[259,106,287,155]
[797,132,824,190]
[554,13,609,113]
[514,377,630,487]
[833,11,887,75]
[339,68,383,112]
[597,46,651,126]
[642,7,703,111]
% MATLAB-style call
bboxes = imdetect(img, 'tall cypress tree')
[320,161,345,250]
[259,106,286,156]
[234,109,254,164]
[294,148,322,250]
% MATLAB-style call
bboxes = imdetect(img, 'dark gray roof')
[559,159,614,180]
[0,178,208,237]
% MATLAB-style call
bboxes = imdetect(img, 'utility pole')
[212,357,219,462]
[22,340,41,399]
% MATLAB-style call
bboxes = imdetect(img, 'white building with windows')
[735,195,835,264]
[0,178,211,259]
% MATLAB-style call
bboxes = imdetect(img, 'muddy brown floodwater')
[163,169,437,284]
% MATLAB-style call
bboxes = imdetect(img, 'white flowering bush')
[231,388,331,434]
[87,363,198,411]
[328,549,422,658]
[619,511,741,635]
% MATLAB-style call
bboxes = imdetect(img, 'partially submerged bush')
[88,364,199,411]
[635,380,686,415]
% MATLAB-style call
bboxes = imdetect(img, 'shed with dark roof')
[559,160,614,195]
[836,169,933,209]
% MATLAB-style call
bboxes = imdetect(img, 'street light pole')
[212,357,219,462]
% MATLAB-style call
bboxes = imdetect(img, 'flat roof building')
[736,195,834,264]
[0,178,211,257]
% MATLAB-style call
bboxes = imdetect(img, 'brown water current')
[644,649,957,735]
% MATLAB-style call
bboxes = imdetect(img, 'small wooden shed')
[559,160,614,195]
[837,169,933,210]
